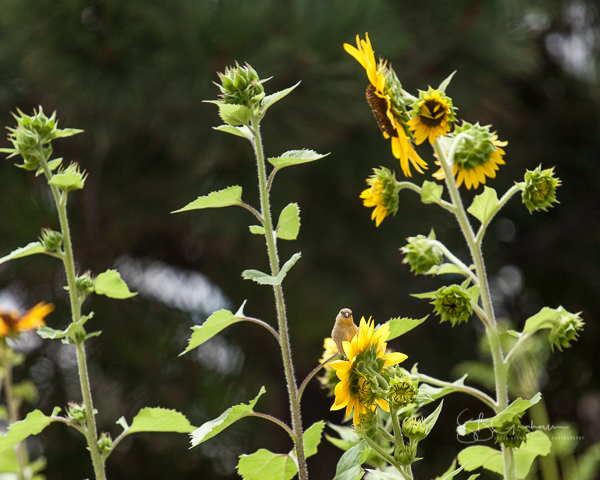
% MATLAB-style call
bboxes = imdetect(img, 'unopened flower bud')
[521,165,561,213]
[387,375,417,408]
[67,402,87,425]
[402,416,428,442]
[98,432,113,455]
[217,62,265,108]
[40,228,63,252]
[401,230,443,274]
[432,284,472,326]
[76,272,95,296]
[548,308,584,352]
[495,418,528,448]
[394,444,415,466]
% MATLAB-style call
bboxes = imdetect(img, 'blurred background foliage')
[0,0,599,478]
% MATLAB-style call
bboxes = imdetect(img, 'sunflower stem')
[432,138,515,480]
[37,147,107,480]
[362,434,403,473]
[250,116,308,480]
[475,184,521,245]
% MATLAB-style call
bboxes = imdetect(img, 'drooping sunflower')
[0,302,54,337]
[344,34,427,177]
[433,121,507,190]
[359,167,400,227]
[330,317,407,425]
[408,88,456,144]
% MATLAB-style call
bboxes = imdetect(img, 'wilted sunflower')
[330,317,407,425]
[408,88,456,144]
[0,302,54,337]
[344,34,427,177]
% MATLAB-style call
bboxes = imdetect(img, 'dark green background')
[0,0,598,478]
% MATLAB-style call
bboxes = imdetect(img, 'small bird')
[331,308,359,358]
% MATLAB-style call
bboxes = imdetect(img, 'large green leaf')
[467,186,499,226]
[94,270,137,299]
[423,401,444,436]
[333,441,366,480]
[421,180,444,204]
[457,393,542,435]
[205,101,252,126]
[181,309,243,355]
[0,410,55,453]
[237,449,297,480]
[173,185,244,213]
[276,203,300,240]
[213,124,252,140]
[386,316,428,341]
[268,149,328,170]
[37,313,93,340]
[261,82,301,113]
[522,307,562,334]
[242,252,301,285]
[0,242,47,265]
[190,387,266,447]
[303,421,325,458]
[124,408,194,434]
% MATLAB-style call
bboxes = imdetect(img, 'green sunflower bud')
[98,432,113,455]
[495,418,529,449]
[451,122,499,171]
[432,284,472,326]
[394,444,416,466]
[40,228,63,252]
[548,308,584,352]
[355,408,378,439]
[48,162,87,192]
[216,62,265,108]
[520,165,561,213]
[401,230,443,274]
[67,402,87,425]
[76,272,95,296]
[387,374,418,408]
[402,416,428,442]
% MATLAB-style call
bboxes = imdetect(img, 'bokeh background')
[0,0,599,478]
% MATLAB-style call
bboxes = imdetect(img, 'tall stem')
[432,138,515,480]
[250,118,308,480]
[38,150,106,480]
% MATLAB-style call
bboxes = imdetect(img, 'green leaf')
[242,252,301,285]
[190,387,266,447]
[268,149,328,170]
[261,81,301,113]
[522,307,562,334]
[467,186,499,226]
[411,291,436,299]
[49,128,84,140]
[577,441,600,480]
[433,459,467,480]
[466,286,480,304]
[237,449,297,480]
[249,225,266,235]
[333,441,366,480]
[457,393,542,435]
[386,316,428,341]
[48,166,86,191]
[213,124,252,139]
[37,312,94,340]
[438,71,457,93]
[127,408,194,434]
[181,309,242,355]
[421,180,444,204]
[365,470,404,479]
[0,410,55,453]
[276,203,300,240]
[94,270,137,299]
[0,242,47,266]
[417,374,468,406]
[303,421,325,458]
[205,101,252,126]
[427,263,471,276]
[423,401,444,435]
[173,186,243,213]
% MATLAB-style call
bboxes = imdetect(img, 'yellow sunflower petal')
[384,351,408,366]
[376,398,390,412]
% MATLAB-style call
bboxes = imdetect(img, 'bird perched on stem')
[332,308,359,357]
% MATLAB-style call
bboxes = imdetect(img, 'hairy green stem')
[250,118,308,480]
[433,138,515,480]
[362,435,401,473]
[416,372,497,411]
[38,148,106,480]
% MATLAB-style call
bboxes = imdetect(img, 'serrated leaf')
[303,421,325,458]
[467,187,499,226]
[94,270,137,299]
[386,316,428,341]
[522,307,562,334]
[205,101,252,126]
[237,449,297,480]
[466,286,480,304]
[0,410,55,453]
[261,81,301,113]
[268,149,328,170]
[127,408,194,434]
[333,441,366,480]
[423,401,444,435]
[421,180,444,204]
[457,393,542,435]
[438,71,457,93]
[173,186,243,213]
[249,225,266,235]
[49,128,84,140]
[48,168,86,191]
[417,375,468,406]
[190,387,266,447]
[276,203,300,240]
[242,252,301,286]
[0,242,47,266]
[37,312,93,340]
[213,125,252,139]
[181,309,242,355]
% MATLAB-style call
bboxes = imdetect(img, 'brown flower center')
[366,84,397,138]
[419,99,446,127]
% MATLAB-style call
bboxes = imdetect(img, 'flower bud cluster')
[40,228,63,253]
[401,231,443,275]
[521,165,561,213]
[495,418,529,449]
[216,62,265,108]
[97,432,113,455]
[387,372,418,409]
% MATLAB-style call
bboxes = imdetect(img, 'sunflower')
[330,317,407,425]
[318,338,341,395]
[0,302,54,337]
[344,34,427,177]
[408,88,456,144]
[359,167,400,227]
[433,121,507,190]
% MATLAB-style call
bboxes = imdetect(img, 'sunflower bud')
[216,62,265,108]
[402,416,428,442]
[76,272,95,296]
[495,418,529,448]
[48,162,86,192]
[360,167,402,227]
[67,402,87,425]
[387,374,418,408]
[401,230,443,274]
[394,444,416,466]
[432,284,472,326]
[40,228,63,253]
[548,308,584,352]
[520,165,561,213]
[355,408,378,440]
[98,432,113,455]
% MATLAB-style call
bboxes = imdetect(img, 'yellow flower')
[433,122,507,190]
[344,34,427,177]
[408,88,455,144]
[360,167,401,227]
[330,317,407,425]
[320,337,340,366]
[0,303,54,337]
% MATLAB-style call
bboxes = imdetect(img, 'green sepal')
[467,186,499,226]
[421,180,444,205]
[0,410,57,454]
[261,81,301,114]
[242,252,301,285]
[205,101,252,126]
[173,186,243,213]
[423,401,444,436]
[268,149,328,170]
[213,125,253,140]
[438,71,457,93]
[386,316,428,341]
[333,441,366,480]
[181,308,244,355]
[237,449,298,480]
[48,163,86,191]
[276,203,300,240]
[190,386,266,447]
[0,242,48,266]
[411,291,436,299]
[125,408,195,434]
[94,270,137,299]
[37,312,94,340]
